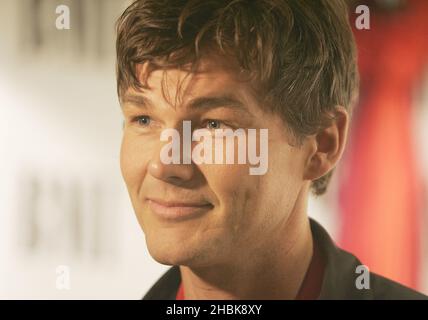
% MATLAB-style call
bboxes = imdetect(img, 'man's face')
[120,55,309,268]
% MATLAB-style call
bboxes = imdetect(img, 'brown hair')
[116,0,359,196]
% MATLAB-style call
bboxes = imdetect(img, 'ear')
[303,106,350,181]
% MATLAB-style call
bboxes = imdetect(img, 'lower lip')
[147,200,213,221]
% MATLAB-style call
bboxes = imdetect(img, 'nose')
[147,143,196,184]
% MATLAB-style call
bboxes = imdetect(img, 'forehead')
[130,55,260,109]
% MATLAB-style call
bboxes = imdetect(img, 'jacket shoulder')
[369,272,428,300]
[142,266,181,300]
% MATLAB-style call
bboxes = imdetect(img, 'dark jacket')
[143,218,428,300]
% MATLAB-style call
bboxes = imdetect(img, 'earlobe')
[303,106,349,181]
[302,136,319,181]
[303,149,331,181]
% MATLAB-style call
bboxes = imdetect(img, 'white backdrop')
[0,0,426,299]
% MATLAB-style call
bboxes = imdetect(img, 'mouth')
[146,197,214,221]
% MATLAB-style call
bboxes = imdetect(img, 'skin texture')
[119,54,349,299]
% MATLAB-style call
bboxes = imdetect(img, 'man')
[115,0,427,299]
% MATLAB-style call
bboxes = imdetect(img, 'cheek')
[201,163,251,199]
[200,163,262,228]
[120,133,149,192]
[271,140,304,179]
[262,144,305,213]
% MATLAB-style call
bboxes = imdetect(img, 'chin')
[145,237,217,268]
[146,237,195,265]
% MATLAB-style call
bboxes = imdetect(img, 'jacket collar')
[143,218,373,300]
[310,218,373,299]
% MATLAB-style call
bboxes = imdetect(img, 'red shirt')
[176,240,324,300]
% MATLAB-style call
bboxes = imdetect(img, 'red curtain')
[339,0,428,289]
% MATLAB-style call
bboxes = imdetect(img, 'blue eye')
[206,119,223,129]
[134,115,151,127]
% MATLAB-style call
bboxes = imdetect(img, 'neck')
[179,186,313,300]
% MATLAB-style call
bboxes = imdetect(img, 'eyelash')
[203,119,229,130]
[130,116,231,130]
[132,115,151,127]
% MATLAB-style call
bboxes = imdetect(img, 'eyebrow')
[121,94,152,109]
[122,93,251,115]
